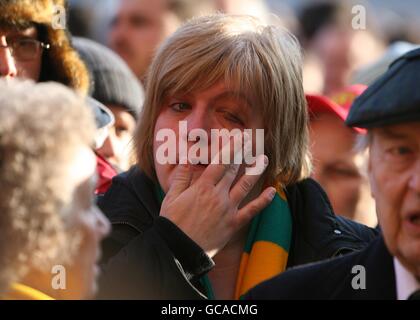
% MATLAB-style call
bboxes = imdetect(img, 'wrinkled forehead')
[371,122,420,143]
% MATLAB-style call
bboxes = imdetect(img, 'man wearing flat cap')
[245,48,420,300]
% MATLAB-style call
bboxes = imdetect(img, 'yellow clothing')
[3,283,54,300]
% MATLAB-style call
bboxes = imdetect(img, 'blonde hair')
[0,79,95,293]
[136,14,311,186]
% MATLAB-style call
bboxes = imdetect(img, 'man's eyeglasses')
[0,38,50,61]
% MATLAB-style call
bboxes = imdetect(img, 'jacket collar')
[125,166,161,217]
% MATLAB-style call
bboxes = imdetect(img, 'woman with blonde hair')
[0,80,110,300]
[98,14,377,299]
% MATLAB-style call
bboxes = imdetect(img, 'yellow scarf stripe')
[3,283,54,300]
[235,241,289,299]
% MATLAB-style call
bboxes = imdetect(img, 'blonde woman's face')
[152,81,264,193]
[61,147,110,299]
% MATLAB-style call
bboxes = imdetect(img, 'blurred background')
[67,0,420,93]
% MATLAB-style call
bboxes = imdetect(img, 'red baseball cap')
[306,84,367,134]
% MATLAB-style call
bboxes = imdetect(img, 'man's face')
[61,147,110,299]
[369,122,420,277]
[310,112,364,220]
[0,26,42,81]
[108,0,181,80]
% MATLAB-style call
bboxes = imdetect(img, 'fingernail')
[269,188,276,199]
[264,155,269,166]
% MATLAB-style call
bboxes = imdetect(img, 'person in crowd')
[246,48,420,300]
[74,37,145,174]
[97,14,377,300]
[0,80,110,300]
[0,0,118,195]
[108,0,215,82]
[307,84,377,227]
[0,0,89,91]
[297,0,385,95]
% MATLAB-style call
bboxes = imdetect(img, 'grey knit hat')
[73,37,145,119]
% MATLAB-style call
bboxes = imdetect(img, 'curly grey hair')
[0,79,95,294]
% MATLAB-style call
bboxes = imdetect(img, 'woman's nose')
[185,108,212,134]
[98,134,117,159]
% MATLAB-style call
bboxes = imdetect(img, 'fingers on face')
[234,186,276,228]
[200,132,248,185]
[229,154,269,206]
[167,162,192,198]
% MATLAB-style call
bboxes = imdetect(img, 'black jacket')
[245,236,396,300]
[97,166,378,299]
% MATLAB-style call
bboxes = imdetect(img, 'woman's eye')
[170,102,191,112]
[224,112,244,125]
[115,126,129,136]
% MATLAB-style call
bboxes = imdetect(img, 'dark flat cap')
[346,48,420,128]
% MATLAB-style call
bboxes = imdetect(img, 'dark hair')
[297,1,352,44]
[37,23,58,84]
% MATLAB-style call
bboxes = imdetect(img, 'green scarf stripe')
[243,212,261,253]
[244,194,292,253]
[256,194,292,250]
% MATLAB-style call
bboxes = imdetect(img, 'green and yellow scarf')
[155,184,292,300]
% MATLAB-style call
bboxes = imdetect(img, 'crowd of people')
[0,0,419,300]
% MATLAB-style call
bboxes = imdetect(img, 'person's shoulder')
[246,236,390,300]
[246,245,365,300]
[111,165,145,186]
[98,167,161,263]
[285,178,379,265]
[98,166,159,230]
[98,167,141,209]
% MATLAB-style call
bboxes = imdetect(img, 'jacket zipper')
[111,220,142,233]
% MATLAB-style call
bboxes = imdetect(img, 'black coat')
[97,166,378,299]
[245,236,396,300]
